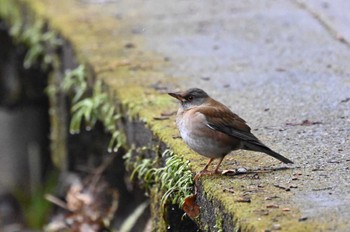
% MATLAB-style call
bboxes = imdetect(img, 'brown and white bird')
[168,88,293,177]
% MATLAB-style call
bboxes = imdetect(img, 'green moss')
[214,209,224,232]
[46,71,68,169]
[199,175,325,232]
[149,186,167,231]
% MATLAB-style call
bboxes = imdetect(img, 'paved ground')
[4,0,349,230]
[113,0,350,228]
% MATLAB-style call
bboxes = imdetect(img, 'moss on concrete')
[46,72,68,170]
[149,186,167,231]
[214,210,224,232]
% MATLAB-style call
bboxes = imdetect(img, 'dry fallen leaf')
[235,196,251,203]
[153,116,170,120]
[223,187,235,194]
[45,156,119,232]
[182,194,200,219]
[266,204,279,209]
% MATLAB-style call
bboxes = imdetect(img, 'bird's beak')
[168,92,185,102]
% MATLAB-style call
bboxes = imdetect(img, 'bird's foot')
[194,169,221,181]
[194,171,206,181]
[193,169,222,194]
[194,170,210,181]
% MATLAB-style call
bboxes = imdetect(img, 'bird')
[168,88,293,178]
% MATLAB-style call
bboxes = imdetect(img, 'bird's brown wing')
[196,105,260,143]
[196,103,293,164]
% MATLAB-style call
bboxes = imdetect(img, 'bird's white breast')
[176,109,231,158]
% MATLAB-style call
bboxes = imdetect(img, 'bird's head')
[168,88,209,109]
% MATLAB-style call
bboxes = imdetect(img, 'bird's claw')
[194,170,210,181]
[194,169,221,181]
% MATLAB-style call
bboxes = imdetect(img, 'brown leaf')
[266,204,279,209]
[182,194,200,219]
[273,184,290,191]
[235,196,251,203]
[223,187,235,194]
[153,116,170,120]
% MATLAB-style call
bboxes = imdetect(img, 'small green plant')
[20,19,61,69]
[62,65,125,152]
[158,152,194,206]
[0,0,22,39]
[130,149,194,207]
[62,65,87,103]
[69,80,106,133]
[130,157,155,187]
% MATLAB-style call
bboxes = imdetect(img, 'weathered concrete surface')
[295,0,350,44]
[3,0,350,231]
[118,0,350,229]
[113,0,350,230]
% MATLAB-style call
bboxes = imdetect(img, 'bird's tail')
[243,141,293,164]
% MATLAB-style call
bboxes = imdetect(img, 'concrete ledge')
[2,0,350,231]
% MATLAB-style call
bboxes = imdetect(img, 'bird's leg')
[202,158,214,172]
[213,156,225,174]
[194,158,214,181]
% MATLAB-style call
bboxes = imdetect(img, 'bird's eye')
[187,96,193,101]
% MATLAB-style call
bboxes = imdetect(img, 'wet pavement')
[114,0,350,229]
